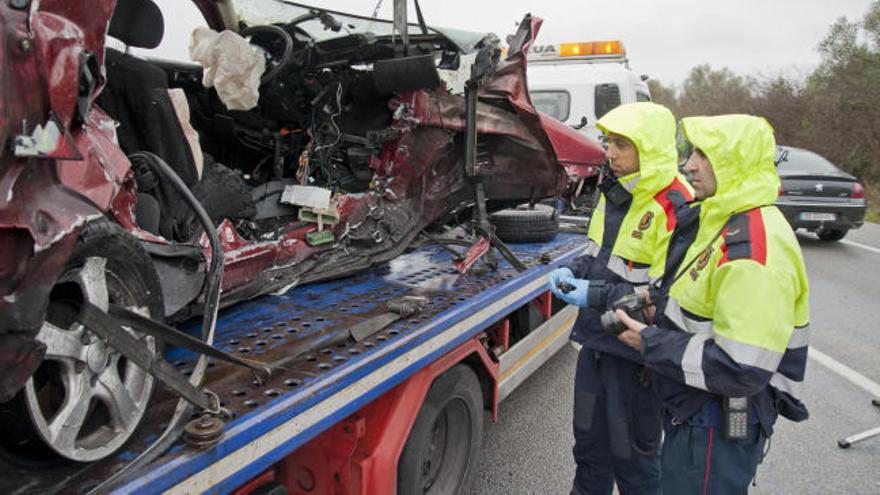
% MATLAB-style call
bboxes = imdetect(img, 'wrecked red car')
[0,0,604,462]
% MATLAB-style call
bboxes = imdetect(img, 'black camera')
[600,291,650,335]
[556,281,575,293]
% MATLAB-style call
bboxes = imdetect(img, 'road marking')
[809,347,880,397]
[840,239,880,254]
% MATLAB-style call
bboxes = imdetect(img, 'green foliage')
[647,79,676,108]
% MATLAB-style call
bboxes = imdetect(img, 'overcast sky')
[156,0,875,86]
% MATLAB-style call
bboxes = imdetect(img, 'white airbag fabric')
[189,27,265,111]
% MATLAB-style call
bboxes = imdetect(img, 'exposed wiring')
[313,83,344,154]
[311,83,346,190]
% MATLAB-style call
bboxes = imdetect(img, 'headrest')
[109,0,164,49]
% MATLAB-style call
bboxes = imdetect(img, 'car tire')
[0,219,163,462]
[398,365,484,495]
[817,228,848,242]
[490,204,559,244]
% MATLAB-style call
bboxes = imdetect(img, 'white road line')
[809,347,880,397]
[840,239,880,254]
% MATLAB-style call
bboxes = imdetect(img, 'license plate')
[799,212,836,221]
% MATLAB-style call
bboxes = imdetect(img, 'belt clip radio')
[722,396,751,441]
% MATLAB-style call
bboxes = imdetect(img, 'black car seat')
[96,0,200,239]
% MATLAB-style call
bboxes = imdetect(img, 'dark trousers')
[661,417,766,494]
[571,348,662,495]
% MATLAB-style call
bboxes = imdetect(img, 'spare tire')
[489,204,559,244]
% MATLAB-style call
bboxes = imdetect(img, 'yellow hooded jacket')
[567,102,692,355]
[641,115,810,426]
[586,102,693,282]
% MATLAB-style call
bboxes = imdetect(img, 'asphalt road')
[473,222,880,494]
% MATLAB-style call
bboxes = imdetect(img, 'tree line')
[649,1,880,188]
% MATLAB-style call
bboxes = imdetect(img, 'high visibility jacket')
[567,102,692,361]
[641,115,810,434]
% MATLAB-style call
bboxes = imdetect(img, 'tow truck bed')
[2,232,587,494]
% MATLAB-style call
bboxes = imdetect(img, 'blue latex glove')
[547,267,574,298]
[556,275,590,307]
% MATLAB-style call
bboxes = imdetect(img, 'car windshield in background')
[233,0,488,53]
[778,147,839,174]
[531,91,571,121]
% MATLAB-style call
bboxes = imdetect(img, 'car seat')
[96,0,200,239]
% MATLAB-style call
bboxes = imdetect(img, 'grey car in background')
[775,146,867,241]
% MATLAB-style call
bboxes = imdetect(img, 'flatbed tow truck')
[3,228,588,494]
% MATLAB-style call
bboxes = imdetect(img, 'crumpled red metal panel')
[56,109,132,211]
[411,91,548,151]
[537,113,606,167]
[30,0,114,129]
[0,159,101,251]
[0,0,118,399]
[480,15,605,169]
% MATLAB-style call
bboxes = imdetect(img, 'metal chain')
[371,0,384,18]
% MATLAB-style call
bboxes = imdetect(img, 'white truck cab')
[527,41,651,143]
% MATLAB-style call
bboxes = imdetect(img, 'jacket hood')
[597,102,678,196]
[682,114,780,221]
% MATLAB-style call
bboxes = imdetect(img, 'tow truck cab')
[527,40,652,143]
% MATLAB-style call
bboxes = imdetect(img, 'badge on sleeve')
[631,211,654,239]
[689,246,714,280]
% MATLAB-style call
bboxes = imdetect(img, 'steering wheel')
[241,25,295,85]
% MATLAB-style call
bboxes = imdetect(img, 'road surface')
[474,223,880,494]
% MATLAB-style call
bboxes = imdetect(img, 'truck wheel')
[490,204,559,244]
[398,365,484,495]
[0,220,163,462]
[817,228,848,242]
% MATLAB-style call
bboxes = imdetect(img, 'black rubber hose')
[88,152,224,494]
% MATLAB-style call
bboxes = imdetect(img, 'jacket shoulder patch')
[718,209,767,266]
[654,177,694,231]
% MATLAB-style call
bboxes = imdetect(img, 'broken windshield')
[232,0,489,54]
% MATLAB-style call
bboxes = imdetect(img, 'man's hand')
[641,289,656,323]
[616,309,648,351]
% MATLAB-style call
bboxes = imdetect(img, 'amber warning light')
[530,40,626,59]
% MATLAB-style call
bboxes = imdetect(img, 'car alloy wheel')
[23,256,157,462]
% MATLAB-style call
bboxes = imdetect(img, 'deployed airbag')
[189,27,265,111]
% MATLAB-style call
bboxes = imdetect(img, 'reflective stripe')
[683,316,713,336]
[682,333,710,391]
[770,372,802,398]
[715,335,782,373]
[663,298,688,331]
[788,325,810,349]
[583,239,601,258]
[607,256,650,283]
[665,298,713,335]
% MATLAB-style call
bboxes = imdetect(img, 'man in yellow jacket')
[547,102,692,494]
[616,115,810,493]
